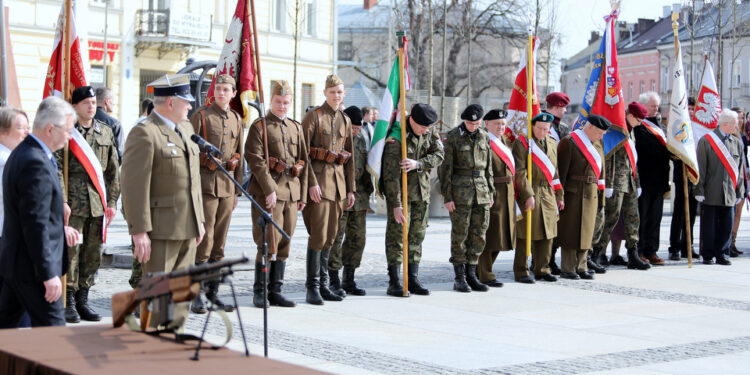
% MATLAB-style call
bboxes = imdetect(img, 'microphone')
[190,134,222,158]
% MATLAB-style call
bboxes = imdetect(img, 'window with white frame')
[628,82,633,101]
[733,60,742,86]
[273,0,287,32]
[302,0,316,37]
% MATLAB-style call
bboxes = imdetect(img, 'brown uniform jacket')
[557,133,605,249]
[301,102,355,201]
[121,111,204,240]
[512,134,563,240]
[245,112,309,203]
[189,102,243,197]
[486,135,516,251]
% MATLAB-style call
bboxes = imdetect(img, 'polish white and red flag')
[692,60,722,146]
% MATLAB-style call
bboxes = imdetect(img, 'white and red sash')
[549,126,560,142]
[488,132,515,175]
[705,131,739,188]
[623,138,638,179]
[641,119,667,146]
[570,129,605,190]
[69,127,108,242]
[518,136,562,191]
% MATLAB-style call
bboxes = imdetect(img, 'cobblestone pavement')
[85,202,750,374]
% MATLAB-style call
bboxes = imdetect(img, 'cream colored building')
[7,0,336,133]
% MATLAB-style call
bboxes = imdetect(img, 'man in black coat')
[0,96,75,327]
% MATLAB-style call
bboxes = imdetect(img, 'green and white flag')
[367,48,410,195]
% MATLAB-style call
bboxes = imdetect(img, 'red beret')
[546,92,570,107]
[627,101,648,119]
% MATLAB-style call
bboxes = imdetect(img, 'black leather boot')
[268,261,295,307]
[587,250,606,274]
[319,250,343,301]
[328,269,347,298]
[342,266,366,295]
[65,290,80,323]
[465,264,489,291]
[627,246,651,270]
[253,262,268,308]
[191,261,208,314]
[206,279,235,312]
[386,264,408,297]
[407,263,430,295]
[305,249,324,305]
[548,248,562,275]
[453,264,471,293]
[75,288,102,321]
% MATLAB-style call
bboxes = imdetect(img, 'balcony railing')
[136,9,169,37]
[134,9,214,57]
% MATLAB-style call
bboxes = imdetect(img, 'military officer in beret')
[382,103,444,296]
[512,112,563,283]
[56,86,120,323]
[477,109,515,287]
[301,74,355,305]
[327,106,372,296]
[557,115,608,279]
[246,80,307,308]
[439,104,494,293]
[592,102,650,270]
[543,92,571,275]
[121,74,205,331]
[188,74,243,313]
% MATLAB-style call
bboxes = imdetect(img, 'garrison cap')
[148,74,195,102]
[461,104,484,121]
[410,103,438,126]
[325,74,344,89]
[344,106,363,126]
[531,112,554,124]
[587,114,612,130]
[71,86,96,105]
[215,74,236,88]
[483,109,507,121]
[272,80,293,96]
[546,92,570,107]
[627,101,648,119]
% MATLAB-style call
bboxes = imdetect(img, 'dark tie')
[51,156,58,171]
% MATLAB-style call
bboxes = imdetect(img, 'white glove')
[604,188,613,198]
[637,188,642,198]
[695,195,705,202]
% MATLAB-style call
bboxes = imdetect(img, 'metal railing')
[136,9,169,37]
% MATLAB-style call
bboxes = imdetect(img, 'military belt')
[493,176,513,184]
[570,175,598,184]
[453,169,484,177]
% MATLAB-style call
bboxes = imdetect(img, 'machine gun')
[112,256,249,331]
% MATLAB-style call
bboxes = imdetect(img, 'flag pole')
[61,0,73,306]
[525,28,533,257]
[397,32,409,296]
[672,12,693,268]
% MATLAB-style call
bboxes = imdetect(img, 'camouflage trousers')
[67,215,104,290]
[329,210,367,270]
[449,202,490,265]
[385,200,429,266]
[595,189,640,250]
[129,240,141,289]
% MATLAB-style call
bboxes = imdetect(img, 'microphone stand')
[203,150,289,358]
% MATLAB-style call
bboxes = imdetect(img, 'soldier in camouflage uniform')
[328,106,373,296]
[56,86,120,323]
[544,92,571,275]
[439,104,494,293]
[382,103,444,297]
[593,102,651,270]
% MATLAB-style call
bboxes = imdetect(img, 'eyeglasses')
[52,124,73,135]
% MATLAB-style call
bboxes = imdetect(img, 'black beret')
[587,114,612,130]
[344,106,363,126]
[461,104,484,121]
[483,109,507,121]
[71,86,95,105]
[410,103,438,126]
[531,112,554,124]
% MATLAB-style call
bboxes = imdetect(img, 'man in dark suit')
[94,87,123,163]
[0,96,76,327]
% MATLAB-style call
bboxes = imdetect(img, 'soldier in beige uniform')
[188,74,243,314]
[121,74,205,331]
[246,80,308,308]
[301,74,355,305]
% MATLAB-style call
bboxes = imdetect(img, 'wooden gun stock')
[111,277,200,330]
[111,290,139,328]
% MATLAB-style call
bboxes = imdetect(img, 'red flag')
[205,0,257,124]
[506,37,540,141]
[43,2,86,99]
[691,60,721,144]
